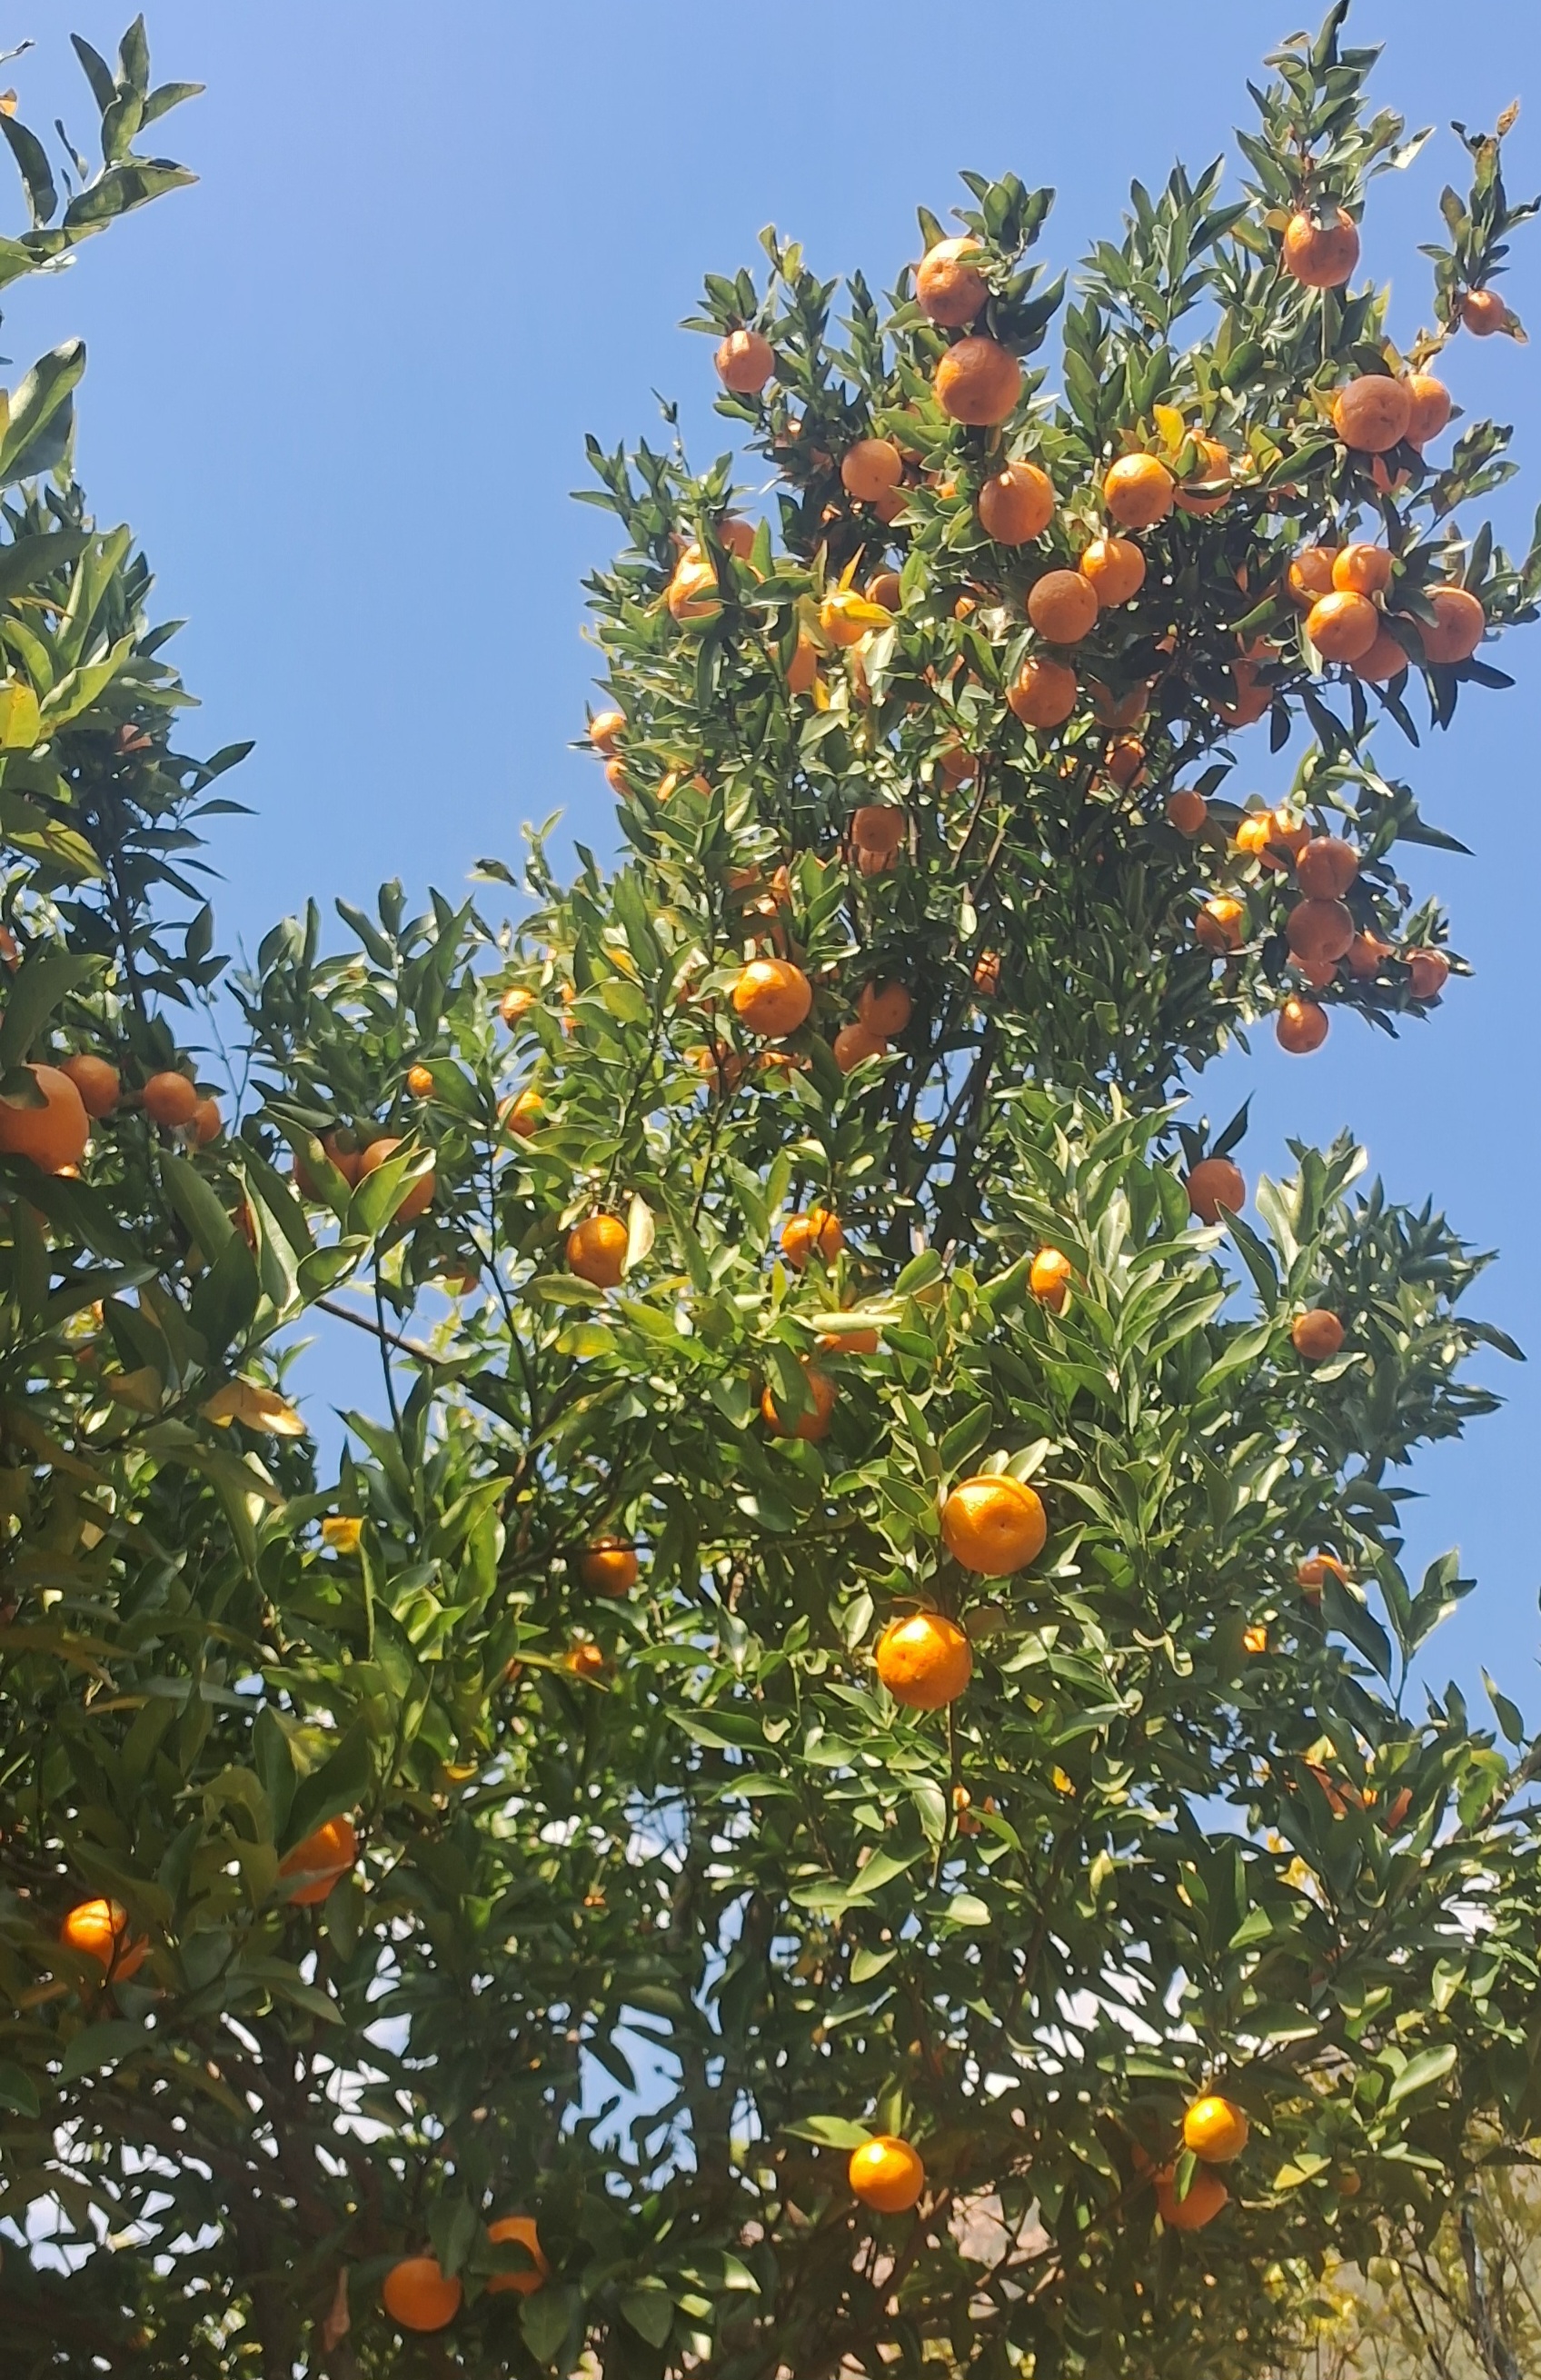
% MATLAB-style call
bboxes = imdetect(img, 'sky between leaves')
[2,0,1537,1718]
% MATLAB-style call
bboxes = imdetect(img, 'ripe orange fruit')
[819,1317,880,1355]
[1027,569,1099,644]
[841,438,903,503]
[785,628,820,694]
[1029,1247,1073,1311]
[858,981,911,1035]
[1079,534,1146,607]
[279,1814,358,1907]
[1157,2166,1228,2229]
[972,950,1001,998]
[1242,1622,1269,1655]
[191,1095,223,1145]
[1166,789,1207,835]
[1402,373,1452,446]
[1292,1308,1345,1359]
[406,1063,433,1099]
[1418,585,1486,664]
[875,1610,972,1708]
[569,1640,606,1680]
[941,1474,1047,1576]
[0,1063,89,1172]
[849,2134,925,2213]
[358,1137,434,1222]
[1297,1552,1349,1605]
[143,1070,199,1129]
[589,708,624,753]
[604,757,631,798]
[1277,997,1328,1055]
[1287,546,1338,607]
[1286,899,1355,966]
[1282,206,1360,288]
[938,737,976,785]
[567,1213,628,1288]
[850,805,906,855]
[1305,590,1378,662]
[978,459,1055,543]
[1296,837,1358,900]
[934,336,1022,425]
[578,1539,640,1596]
[1106,736,1145,790]
[780,1207,844,1270]
[715,327,774,392]
[1235,811,1304,870]
[1347,931,1391,980]
[832,1021,887,1072]
[1196,897,1245,954]
[867,569,903,611]
[59,1053,119,1120]
[383,2256,462,2334]
[1173,435,1232,516]
[761,1363,836,1441]
[1333,374,1412,454]
[1351,625,1411,682]
[1007,656,1078,729]
[503,1087,543,1137]
[1407,948,1451,1000]
[1186,1156,1245,1224]
[667,549,721,625]
[1332,543,1392,598]
[916,236,989,326]
[486,2214,550,2296]
[1103,453,1175,528]
[1461,287,1511,337]
[60,1897,146,1980]
[732,957,812,1037]
[1183,2095,1249,2163]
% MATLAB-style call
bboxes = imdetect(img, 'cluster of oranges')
[0,1057,221,1177]
[381,2217,551,2334]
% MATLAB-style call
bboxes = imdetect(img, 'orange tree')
[7,7,1541,2377]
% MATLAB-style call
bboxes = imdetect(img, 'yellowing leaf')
[0,92,17,119]
[0,679,41,749]
[1153,403,1187,454]
[102,1366,161,1413]
[202,1381,306,1437]
[321,1516,363,1552]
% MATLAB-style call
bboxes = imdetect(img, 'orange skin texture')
[667,551,720,624]
[850,804,906,854]
[1306,589,1379,662]
[1027,569,1099,645]
[567,1213,628,1288]
[1105,736,1146,790]
[578,1540,640,1596]
[0,1063,89,1172]
[1173,435,1232,516]
[1420,585,1486,664]
[383,2256,462,2334]
[1007,656,1078,729]
[1407,948,1451,1000]
[61,1897,147,1979]
[1461,288,1511,337]
[1292,1308,1346,1360]
[859,981,911,1036]
[143,1070,199,1129]
[1287,899,1355,966]
[832,1021,887,1073]
[1196,897,1245,954]
[849,2135,925,2213]
[192,1096,223,1145]
[280,1814,358,1906]
[1103,453,1175,528]
[1166,790,1207,835]
[784,629,820,693]
[486,2214,550,2296]
[1030,1247,1073,1310]
[1236,811,1307,870]
[972,951,1001,998]
[780,1207,844,1270]
[1298,1552,1351,1605]
[604,756,631,797]
[1282,206,1360,288]
[875,1610,973,1709]
[1347,931,1392,981]
[840,438,903,503]
[915,237,989,326]
[1156,2166,1229,2230]
[503,1088,543,1138]
[978,460,1055,543]
[569,1641,606,1680]
[938,738,976,785]
[1287,546,1338,606]
[866,569,903,611]
[761,1365,836,1441]
[406,1064,433,1099]
[819,1319,880,1355]
[1218,660,1272,728]
[714,327,774,392]
[358,1137,434,1222]
[589,708,624,754]
[1403,373,1452,445]
[934,335,1021,425]
[1296,837,1359,901]
[1334,374,1413,453]
[59,1053,119,1120]
[1352,626,1412,682]
[1079,534,1146,607]
[1187,1157,1245,1224]
[941,1474,1048,1575]
[732,957,812,1037]
[1332,543,1392,598]
[1184,2095,1250,2163]
[1278,997,1329,1055]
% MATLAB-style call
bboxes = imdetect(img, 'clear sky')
[11,2,1541,1716]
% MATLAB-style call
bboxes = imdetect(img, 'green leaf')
[59,2019,146,2081]
[619,2285,673,2347]
[783,2114,872,2147]
[0,944,94,1068]
[282,1718,373,1854]
[0,113,56,225]
[0,341,85,485]
[521,2283,581,2364]
[1385,2044,1457,2109]
[0,2058,39,2116]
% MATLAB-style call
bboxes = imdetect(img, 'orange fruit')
[1029,1247,1073,1311]
[1218,659,1271,728]
[1166,789,1207,835]
[59,1053,119,1120]
[934,335,1021,425]
[567,1213,628,1288]
[1106,736,1145,790]
[1297,1552,1349,1605]
[1186,1156,1245,1224]
[1419,585,1486,664]
[569,1641,606,1680]
[578,1539,640,1596]
[60,1897,147,1980]
[1235,812,1303,870]
[977,460,1054,543]
[850,804,906,854]
[1407,948,1450,1000]
[1103,453,1175,528]
[761,1364,836,1441]
[589,708,624,753]
[486,2214,550,2296]
[1196,897,1245,954]
[1156,2166,1228,2231]
[938,737,976,785]
[784,628,820,693]
[191,1095,223,1145]
[1347,931,1391,980]
[279,1814,358,1907]
[1183,2095,1250,2163]
[1333,375,1412,454]
[941,1474,1047,1576]
[383,2256,462,2334]
[1332,543,1392,598]
[732,957,812,1037]
[604,756,630,796]
[406,1063,433,1098]
[143,1070,199,1129]
[1403,373,1452,446]
[832,1021,887,1072]
[0,1063,89,1172]
[1027,569,1099,644]
[1461,288,1511,337]
[715,327,774,392]
[915,236,989,327]
[1263,811,1312,859]
[503,1087,543,1138]
[1277,996,1328,1055]
[1173,435,1232,516]
[667,549,720,624]
[841,438,903,503]
[1351,625,1411,682]
[1295,837,1358,900]
[1006,656,1078,729]
[358,1137,434,1222]
[819,1317,880,1355]
[780,1207,844,1270]
[1281,206,1359,289]
[1287,546,1338,607]
[875,1610,972,1708]
[858,981,911,1035]
[849,2134,925,2213]
[1305,590,1378,662]
[1243,1623,1269,1655]
[1285,899,1355,966]
[971,950,1001,998]
[1292,1308,1345,1359]
[866,569,903,611]
[1079,534,1145,607]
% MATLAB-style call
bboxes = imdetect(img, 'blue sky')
[11,2,1541,1715]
